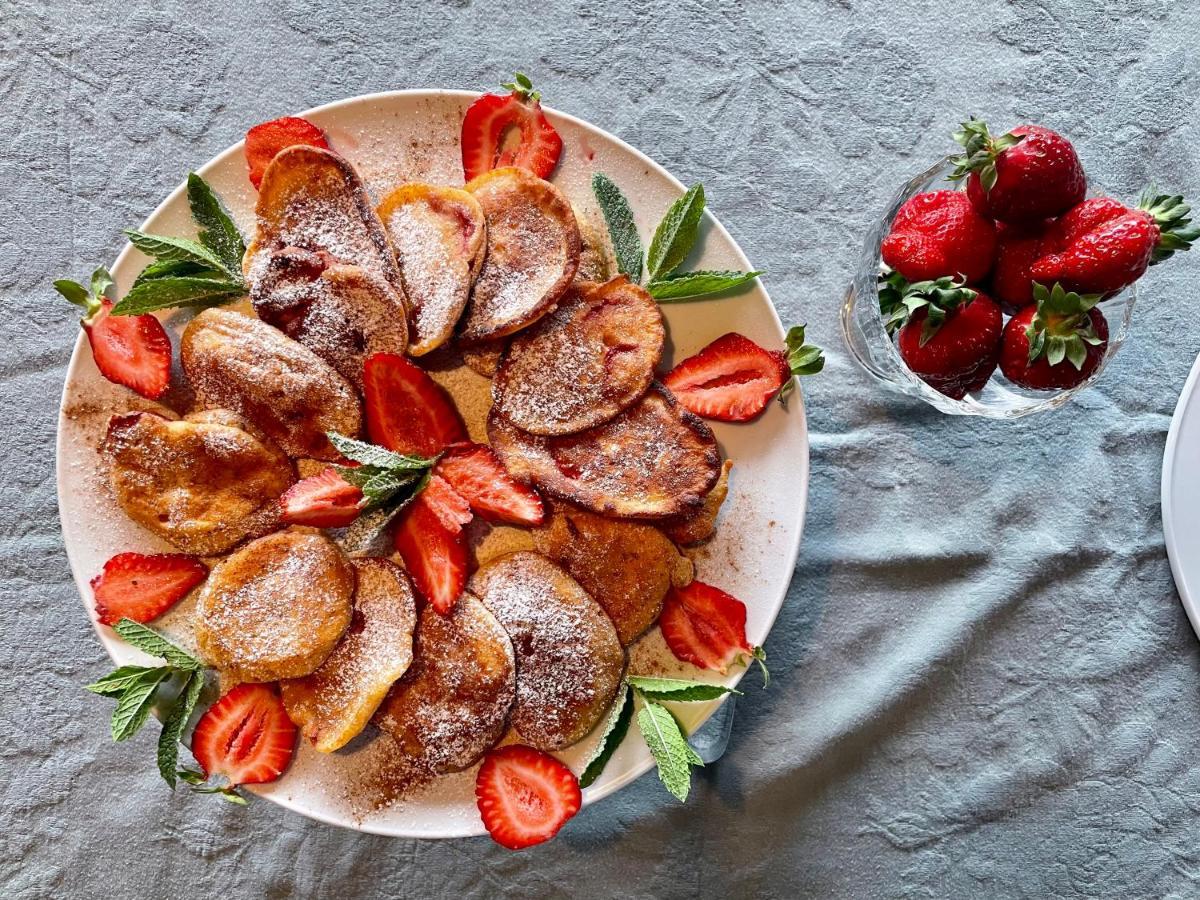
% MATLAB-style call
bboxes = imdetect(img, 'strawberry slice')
[421,474,473,534]
[363,352,467,456]
[436,442,544,526]
[90,552,208,627]
[191,683,297,786]
[461,73,563,181]
[662,332,790,422]
[393,490,468,615]
[475,744,582,850]
[279,468,363,528]
[244,116,329,189]
[659,581,765,676]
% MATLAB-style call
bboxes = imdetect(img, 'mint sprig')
[590,175,764,305]
[625,675,740,702]
[636,700,698,802]
[86,619,210,785]
[109,173,247,316]
[327,432,435,511]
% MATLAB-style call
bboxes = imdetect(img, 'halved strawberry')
[436,442,544,526]
[393,490,468,615]
[54,272,171,400]
[363,352,467,456]
[421,474,473,534]
[662,332,789,422]
[279,468,363,528]
[475,744,582,850]
[461,73,563,181]
[90,552,208,627]
[191,683,297,786]
[659,581,766,677]
[244,116,329,189]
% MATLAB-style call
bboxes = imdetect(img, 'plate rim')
[1162,350,1200,637]
[54,87,810,837]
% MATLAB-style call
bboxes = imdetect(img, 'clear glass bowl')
[840,156,1136,418]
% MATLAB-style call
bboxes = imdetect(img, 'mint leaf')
[647,184,705,281]
[646,270,761,302]
[327,433,433,471]
[110,276,245,316]
[360,468,420,507]
[113,619,202,671]
[626,675,740,702]
[85,665,160,697]
[54,279,92,308]
[579,683,633,788]
[110,668,171,741]
[637,700,695,802]
[123,230,233,275]
[131,259,219,288]
[187,173,246,271]
[591,173,643,282]
[157,670,205,787]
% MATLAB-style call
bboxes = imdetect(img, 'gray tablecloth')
[6,1,1200,897]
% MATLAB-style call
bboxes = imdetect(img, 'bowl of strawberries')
[841,119,1199,417]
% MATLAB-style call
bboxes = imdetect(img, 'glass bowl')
[840,156,1136,418]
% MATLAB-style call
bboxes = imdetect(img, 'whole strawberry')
[880,273,1002,399]
[999,282,1108,390]
[950,119,1086,225]
[990,221,1053,309]
[881,190,997,284]
[1031,188,1200,295]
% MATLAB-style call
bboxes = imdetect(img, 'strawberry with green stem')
[950,119,1086,225]
[879,272,1003,399]
[1031,188,1200,295]
[999,281,1108,391]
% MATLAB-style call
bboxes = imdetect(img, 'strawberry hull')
[999,306,1110,391]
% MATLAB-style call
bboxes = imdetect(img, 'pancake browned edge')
[488,383,722,519]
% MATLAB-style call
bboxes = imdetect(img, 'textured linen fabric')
[5,1,1200,897]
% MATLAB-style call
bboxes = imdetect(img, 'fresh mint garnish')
[108,174,247,316]
[326,432,435,511]
[591,173,643,282]
[647,183,705,281]
[157,670,205,787]
[114,618,202,670]
[625,675,740,702]
[646,270,762,302]
[579,683,634,788]
[636,700,698,802]
[109,668,172,742]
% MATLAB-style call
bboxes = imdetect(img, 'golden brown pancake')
[534,499,692,645]
[468,552,624,751]
[661,459,733,545]
[373,595,515,774]
[378,183,486,356]
[195,530,355,682]
[459,167,580,344]
[459,338,506,378]
[181,307,362,460]
[251,252,408,389]
[281,558,417,752]
[493,277,664,436]
[104,409,293,556]
[488,384,721,519]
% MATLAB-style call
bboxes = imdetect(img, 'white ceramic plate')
[1163,352,1200,637]
[56,90,810,837]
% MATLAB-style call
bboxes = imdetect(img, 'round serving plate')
[55,89,810,837]
[1163,351,1200,638]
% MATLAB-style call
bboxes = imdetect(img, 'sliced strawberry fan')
[393,489,469,616]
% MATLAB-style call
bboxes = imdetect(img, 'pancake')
[458,167,580,344]
[488,383,721,519]
[468,552,624,751]
[534,499,692,645]
[661,459,733,545]
[181,307,362,460]
[378,183,486,356]
[492,277,664,435]
[251,252,408,389]
[195,530,355,682]
[103,409,293,556]
[373,595,515,774]
[281,558,417,752]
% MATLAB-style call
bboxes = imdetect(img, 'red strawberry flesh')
[393,490,467,615]
[85,300,172,400]
[363,352,467,456]
[436,442,544,525]
[90,552,208,627]
[279,468,363,528]
[461,90,563,182]
[659,581,755,674]
[475,744,581,850]
[662,332,789,422]
[244,116,329,189]
[421,474,473,534]
[191,682,297,786]
[1031,197,1158,295]
[966,125,1086,225]
[897,293,1003,400]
